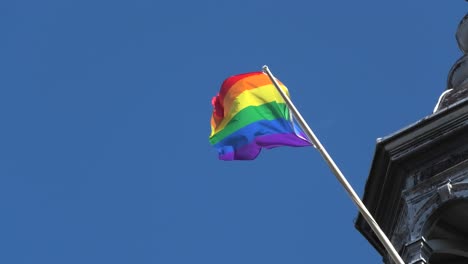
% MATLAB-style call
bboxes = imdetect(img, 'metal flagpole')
[262,65,405,264]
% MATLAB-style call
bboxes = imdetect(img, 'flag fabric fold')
[209,71,311,160]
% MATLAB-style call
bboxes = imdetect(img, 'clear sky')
[1,1,466,263]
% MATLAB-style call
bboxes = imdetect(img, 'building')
[355,12,468,264]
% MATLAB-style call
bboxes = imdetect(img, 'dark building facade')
[355,12,468,264]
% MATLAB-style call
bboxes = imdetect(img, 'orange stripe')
[221,73,284,109]
[218,72,262,100]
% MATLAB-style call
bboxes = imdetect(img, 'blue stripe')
[213,118,303,150]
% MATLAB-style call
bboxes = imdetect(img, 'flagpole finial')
[262,65,269,73]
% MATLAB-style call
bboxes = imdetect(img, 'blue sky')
[0,1,465,263]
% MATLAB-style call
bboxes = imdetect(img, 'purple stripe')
[218,133,310,161]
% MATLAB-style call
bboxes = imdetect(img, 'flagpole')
[262,65,405,264]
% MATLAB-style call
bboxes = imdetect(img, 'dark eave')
[355,98,468,256]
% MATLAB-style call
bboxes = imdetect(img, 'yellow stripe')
[211,83,290,136]
[223,83,289,119]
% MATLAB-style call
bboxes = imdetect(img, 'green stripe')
[210,101,290,145]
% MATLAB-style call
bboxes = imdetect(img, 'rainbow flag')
[209,71,311,160]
